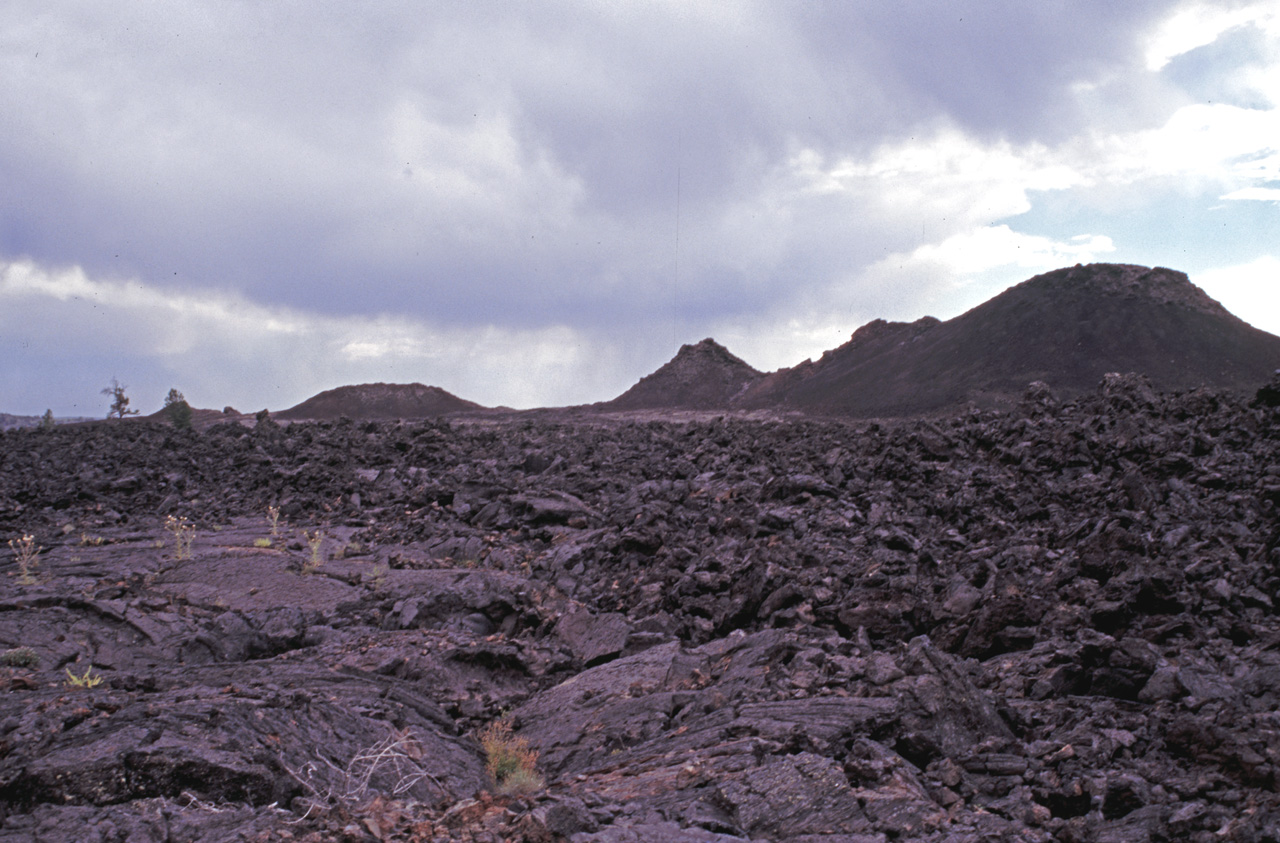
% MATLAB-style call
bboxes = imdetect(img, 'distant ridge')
[599,338,764,411]
[275,383,486,420]
[0,412,96,431]
[735,263,1280,416]
[23,264,1275,426]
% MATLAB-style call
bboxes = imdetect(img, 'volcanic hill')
[730,262,1280,416]
[275,382,486,420]
[597,337,764,411]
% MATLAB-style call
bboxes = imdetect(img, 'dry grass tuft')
[479,719,544,795]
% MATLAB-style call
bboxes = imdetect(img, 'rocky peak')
[674,337,740,362]
[602,338,764,410]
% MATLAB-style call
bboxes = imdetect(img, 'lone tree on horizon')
[101,378,140,419]
[164,388,193,430]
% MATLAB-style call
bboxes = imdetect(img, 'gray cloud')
[2,1,1276,414]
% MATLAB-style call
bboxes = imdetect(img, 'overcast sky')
[2,1,1278,416]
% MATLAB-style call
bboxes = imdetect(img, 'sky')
[2,1,1279,417]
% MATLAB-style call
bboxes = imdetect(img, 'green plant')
[266,505,281,537]
[479,718,544,795]
[1,647,38,667]
[101,377,140,419]
[164,388,193,430]
[253,537,272,548]
[164,515,196,560]
[303,530,325,573]
[40,409,54,430]
[79,533,106,546]
[8,534,40,585]
[368,563,389,590]
[65,666,103,688]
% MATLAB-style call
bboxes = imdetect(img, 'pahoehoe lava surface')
[2,373,1280,841]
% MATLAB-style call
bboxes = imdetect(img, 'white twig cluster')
[286,729,443,821]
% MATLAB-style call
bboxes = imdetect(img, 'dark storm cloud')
[789,2,1183,141]
[0,1,1187,328]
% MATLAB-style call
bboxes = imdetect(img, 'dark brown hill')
[600,338,764,411]
[275,382,486,420]
[737,263,1280,416]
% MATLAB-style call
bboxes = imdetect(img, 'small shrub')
[79,533,106,546]
[8,534,40,585]
[253,537,272,548]
[1,647,38,667]
[40,409,54,430]
[266,505,282,537]
[164,388,193,430]
[164,515,196,560]
[479,719,544,795]
[498,765,545,795]
[65,666,103,688]
[303,530,325,572]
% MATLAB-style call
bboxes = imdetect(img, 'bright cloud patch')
[1221,186,1280,201]
[906,227,1115,277]
[787,128,1082,226]
[1194,255,1280,336]
[1145,1,1280,71]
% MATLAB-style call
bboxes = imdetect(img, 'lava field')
[1,373,1280,842]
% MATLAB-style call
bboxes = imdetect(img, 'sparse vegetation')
[287,728,442,819]
[1,647,38,667]
[303,530,325,572]
[65,666,103,688]
[478,718,544,795]
[8,534,40,585]
[253,537,272,548]
[164,388,193,430]
[164,515,196,560]
[40,409,54,430]
[80,533,107,546]
[101,377,140,419]
[267,505,281,537]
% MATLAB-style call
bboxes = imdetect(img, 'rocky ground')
[1,373,1280,842]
